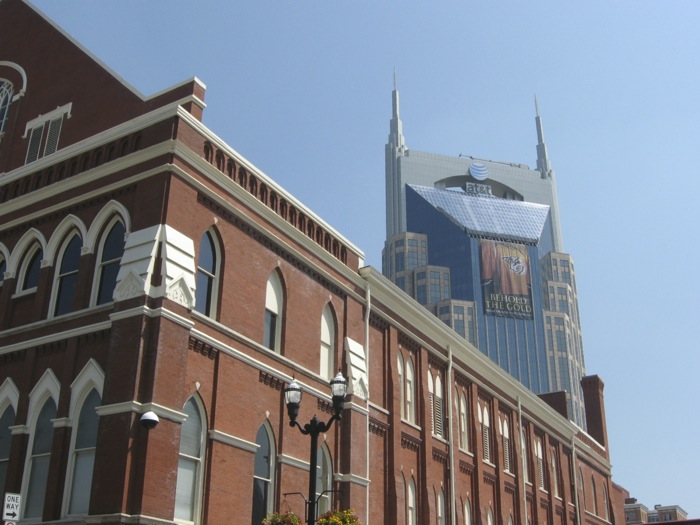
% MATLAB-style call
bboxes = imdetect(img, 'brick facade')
[0,1,623,524]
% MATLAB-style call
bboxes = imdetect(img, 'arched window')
[195,231,220,317]
[95,220,125,305]
[319,305,336,380]
[503,419,511,473]
[24,398,57,519]
[603,484,610,520]
[53,234,82,316]
[0,404,15,492]
[316,444,332,516]
[19,245,43,292]
[459,392,468,450]
[65,389,100,515]
[252,424,275,525]
[427,374,434,434]
[434,376,444,438]
[579,468,586,509]
[464,498,471,525]
[481,404,491,463]
[406,477,416,525]
[263,271,283,352]
[551,450,560,497]
[0,80,12,134]
[397,353,405,420]
[487,508,494,525]
[175,397,206,523]
[591,476,598,515]
[436,488,445,525]
[405,357,415,424]
[536,439,545,490]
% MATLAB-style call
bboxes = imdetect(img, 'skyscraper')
[383,83,587,427]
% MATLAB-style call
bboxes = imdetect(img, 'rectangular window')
[395,252,405,272]
[417,285,427,305]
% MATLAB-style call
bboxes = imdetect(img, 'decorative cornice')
[432,447,448,465]
[0,185,136,241]
[428,352,446,371]
[458,460,474,475]
[369,312,388,332]
[0,349,26,365]
[368,418,389,437]
[189,337,217,359]
[398,332,420,354]
[401,431,421,452]
[483,472,497,486]
[0,321,112,356]
[317,398,333,414]
[258,371,285,391]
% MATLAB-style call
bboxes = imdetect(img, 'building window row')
[0,362,103,519]
[0,203,128,319]
[193,230,339,380]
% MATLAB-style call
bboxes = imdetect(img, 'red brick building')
[0,1,623,524]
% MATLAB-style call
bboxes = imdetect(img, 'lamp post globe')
[284,379,302,425]
[283,372,347,525]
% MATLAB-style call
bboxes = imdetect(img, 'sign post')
[3,492,21,524]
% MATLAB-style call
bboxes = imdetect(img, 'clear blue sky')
[31,0,700,516]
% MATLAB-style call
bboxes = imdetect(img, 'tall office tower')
[383,85,587,427]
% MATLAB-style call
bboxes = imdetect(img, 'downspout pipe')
[518,397,526,523]
[572,438,581,525]
[447,346,456,524]
[364,281,371,525]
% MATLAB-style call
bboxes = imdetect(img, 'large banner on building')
[480,239,533,319]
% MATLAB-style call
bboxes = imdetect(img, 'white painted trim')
[209,429,258,453]
[0,320,111,355]
[277,453,309,471]
[23,102,73,138]
[334,472,370,487]
[0,61,28,96]
[96,400,187,424]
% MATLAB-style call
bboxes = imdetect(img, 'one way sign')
[3,493,20,521]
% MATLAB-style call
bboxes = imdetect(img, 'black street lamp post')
[284,372,347,525]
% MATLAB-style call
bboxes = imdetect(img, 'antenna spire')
[388,70,405,150]
[535,96,551,177]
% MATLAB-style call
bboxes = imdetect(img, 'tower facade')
[383,86,587,427]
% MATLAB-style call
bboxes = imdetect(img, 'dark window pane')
[60,236,81,274]
[23,249,43,290]
[195,273,213,315]
[101,222,125,262]
[199,232,215,273]
[55,273,78,316]
[75,390,100,449]
[97,262,119,305]
[180,400,202,457]
[263,310,277,350]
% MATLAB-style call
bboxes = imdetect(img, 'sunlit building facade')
[0,2,620,524]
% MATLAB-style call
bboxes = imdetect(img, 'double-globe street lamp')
[284,371,347,525]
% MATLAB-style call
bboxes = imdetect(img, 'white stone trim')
[209,429,259,453]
